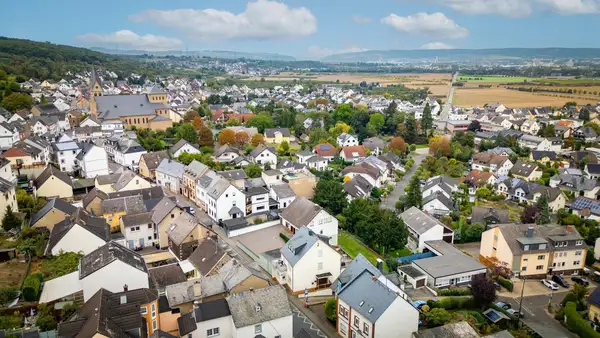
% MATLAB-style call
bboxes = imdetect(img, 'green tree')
[404,175,422,209]
[2,207,20,231]
[535,194,551,225]
[246,113,274,133]
[579,109,590,122]
[324,298,337,323]
[277,140,290,156]
[36,303,57,331]
[1,92,32,112]
[244,163,262,179]
[332,104,354,124]
[404,116,417,143]
[367,113,385,135]
[197,127,214,148]
[226,118,241,126]
[470,274,497,308]
[309,128,330,146]
[175,124,197,143]
[40,252,83,279]
[313,177,348,215]
[421,103,433,133]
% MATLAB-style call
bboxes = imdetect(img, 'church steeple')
[90,66,103,97]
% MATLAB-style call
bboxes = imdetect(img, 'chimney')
[376,258,383,272]
[526,226,534,238]
[567,225,573,232]
[123,284,128,292]
[193,281,201,297]
[371,275,377,281]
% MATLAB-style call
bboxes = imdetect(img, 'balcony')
[275,260,288,283]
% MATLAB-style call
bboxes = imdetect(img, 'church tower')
[90,66,103,97]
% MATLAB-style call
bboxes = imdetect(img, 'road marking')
[522,305,535,317]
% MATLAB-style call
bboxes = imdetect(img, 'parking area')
[454,242,481,259]
[500,278,573,298]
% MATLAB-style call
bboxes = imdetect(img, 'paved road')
[499,291,576,338]
[381,148,429,210]
[438,71,458,121]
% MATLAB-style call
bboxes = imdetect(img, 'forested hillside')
[0,37,162,81]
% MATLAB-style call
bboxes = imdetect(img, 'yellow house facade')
[480,223,586,279]
[264,128,291,144]
[35,166,73,199]
[102,195,146,231]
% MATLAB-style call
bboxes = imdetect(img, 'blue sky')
[1,0,599,59]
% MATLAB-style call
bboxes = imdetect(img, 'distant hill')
[0,37,161,81]
[322,48,600,62]
[91,47,297,61]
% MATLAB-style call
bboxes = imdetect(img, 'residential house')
[83,189,108,216]
[336,133,359,147]
[243,179,270,216]
[104,136,147,170]
[182,160,209,201]
[336,270,419,338]
[187,239,232,278]
[0,122,20,150]
[139,151,170,179]
[574,126,598,142]
[95,170,152,194]
[520,120,540,135]
[463,170,497,198]
[264,128,291,144]
[587,288,600,323]
[269,183,296,209]
[313,143,337,161]
[518,135,552,151]
[305,156,329,171]
[168,212,213,261]
[44,208,110,256]
[75,142,109,178]
[400,207,454,253]
[340,146,367,163]
[261,169,283,188]
[496,177,565,212]
[341,162,382,188]
[585,164,600,180]
[226,286,293,338]
[29,197,77,230]
[280,197,338,246]
[422,191,455,216]
[120,212,156,249]
[152,197,183,249]
[170,139,201,158]
[102,195,147,231]
[275,227,341,294]
[470,207,509,226]
[530,151,557,163]
[177,298,234,338]
[203,176,245,222]
[156,159,185,194]
[471,153,513,176]
[249,145,277,167]
[214,145,241,163]
[363,137,386,156]
[481,223,586,278]
[34,165,73,199]
[422,176,458,200]
[405,240,486,289]
[550,173,600,199]
[510,160,543,181]
[79,242,150,301]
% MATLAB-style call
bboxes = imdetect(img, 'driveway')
[498,294,576,338]
[500,279,573,299]
[381,148,429,210]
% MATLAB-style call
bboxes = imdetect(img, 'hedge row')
[496,276,514,292]
[564,302,600,337]
[438,288,472,297]
[428,297,476,310]
[22,273,43,301]
[279,233,290,243]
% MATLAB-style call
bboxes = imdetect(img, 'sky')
[2,0,600,59]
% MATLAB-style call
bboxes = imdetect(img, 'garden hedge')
[496,276,514,292]
[22,273,43,301]
[564,302,600,337]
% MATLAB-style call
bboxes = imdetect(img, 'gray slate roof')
[226,285,292,328]
[45,208,110,255]
[79,242,148,279]
[156,159,185,179]
[95,94,168,119]
[413,240,485,278]
[271,183,296,199]
[335,253,381,287]
[400,207,443,235]
[151,197,178,224]
[337,270,398,323]
[30,198,78,226]
[281,227,318,267]
[280,197,322,228]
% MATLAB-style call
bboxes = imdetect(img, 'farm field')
[458,75,541,83]
[241,72,452,96]
[453,88,600,108]
[0,260,27,288]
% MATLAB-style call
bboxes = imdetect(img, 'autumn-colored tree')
[251,133,265,147]
[235,131,250,147]
[193,116,204,130]
[315,98,329,105]
[198,127,214,147]
[429,135,452,157]
[183,110,198,122]
[218,129,236,145]
[329,122,351,137]
[388,136,406,154]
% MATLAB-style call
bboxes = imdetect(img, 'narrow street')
[381,147,429,210]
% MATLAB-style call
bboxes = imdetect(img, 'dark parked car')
[572,276,590,286]
[552,275,570,288]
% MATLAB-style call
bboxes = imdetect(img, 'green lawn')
[390,248,413,258]
[414,144,429,149]
[338,230,389,271]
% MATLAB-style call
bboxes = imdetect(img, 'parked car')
[412,300,428,311]
[552,275,570,288]
[494,301,511,310]
[572,276,590,286]
[506,308,525,318]
[541,279,559,290]
[189,207,196,215]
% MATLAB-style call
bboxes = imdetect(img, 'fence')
[398,251,436,264]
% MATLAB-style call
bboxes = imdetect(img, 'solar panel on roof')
[321,145,331,150]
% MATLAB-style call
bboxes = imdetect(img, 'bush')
[439,288,472,296]
[564,302,600,337]
[496,276,514,292]
[425,308,452,327]
[0,313,22,330]
[22,273,43,301]
[40,252,82,279]
[0,287,18,307]
[436,297,476,310]
[279,233,289,242]
[324,298,337,323]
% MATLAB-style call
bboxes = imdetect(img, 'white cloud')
[352,15,372,23]
[381,12,468,39]
[537,0,600,14]
[307,46,369,59]
[75,30,183,51]
[128,0,317,41]
[425,0,532,17]
[421,42,455,49]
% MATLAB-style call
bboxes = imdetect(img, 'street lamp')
[517,276,526,328]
